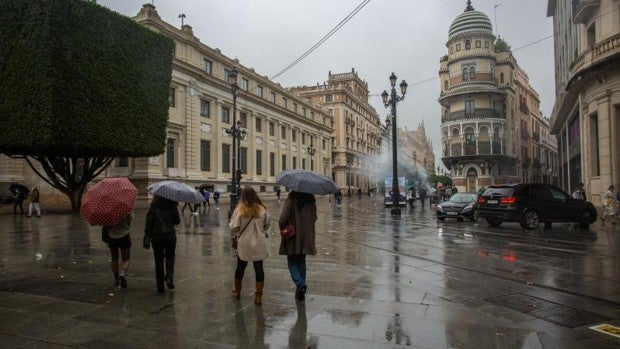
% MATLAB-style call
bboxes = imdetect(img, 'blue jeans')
[287,254,306,288]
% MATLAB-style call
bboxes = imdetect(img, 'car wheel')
[578,210,591,230]
[520,210,540,230]
[544,222,552,230]
[470,211,479,222]
[486,218,502,227]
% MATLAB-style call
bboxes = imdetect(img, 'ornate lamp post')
[226,67,246,217]
[382,73,407,215]
[307,138,316,171]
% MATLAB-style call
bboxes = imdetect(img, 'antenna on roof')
[494,4,501,36]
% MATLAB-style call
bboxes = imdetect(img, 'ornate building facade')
[0,3,333,206]
[547,0,620,204]
[398,122,436,177]
[439,1,557,192]
[290,70,383,192]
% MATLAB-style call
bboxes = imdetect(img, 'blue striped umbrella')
[276,169,338,195]
[147,181,205,204]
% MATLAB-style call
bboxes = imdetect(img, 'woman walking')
[102,213,133,288]
[230,187,270,305]
[279,191,317,302]
[602,185,617,225]
[144,195,180,293]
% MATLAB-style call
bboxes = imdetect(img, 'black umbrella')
[276,169,338,195]
[9,183,29,196]
[197,183,214,190]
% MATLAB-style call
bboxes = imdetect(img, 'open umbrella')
[276,169,338,195]
[9,183,29,196]
[81,178,137,226]
[197,183,214,190]
[147,181,205,204]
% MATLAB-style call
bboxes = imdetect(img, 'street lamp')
[226,67,246,218]
[382,72,407,215]
[307,137,316,171]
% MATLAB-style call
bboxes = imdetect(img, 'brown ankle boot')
[254,282,264,305]
[232,278,242,299]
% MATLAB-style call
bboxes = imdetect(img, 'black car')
[477,183,598,230]
[436,193,479,221]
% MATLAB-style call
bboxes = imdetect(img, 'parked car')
[477,183,598,230]
[0,196,15,205]
[436,192,479,222]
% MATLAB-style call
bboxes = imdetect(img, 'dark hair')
[150,195,176,209]
[291,191,315,208]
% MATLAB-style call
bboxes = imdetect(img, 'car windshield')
[483,187,514,197]
[449,193,478,203]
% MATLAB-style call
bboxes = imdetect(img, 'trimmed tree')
[0,0,174,211]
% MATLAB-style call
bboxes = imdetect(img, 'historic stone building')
[439,1,557,192]
[398,122,436,177]
[547,0,620,204]
[290,70,383,192]
[0,3,333,206]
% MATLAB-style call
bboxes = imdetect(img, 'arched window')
[469,67,475,80]
[444,80,448,90]
[500,73,505,84]
[463,68,468,81]
[465,40,471,50]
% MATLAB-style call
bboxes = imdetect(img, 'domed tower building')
[439,1,522,192]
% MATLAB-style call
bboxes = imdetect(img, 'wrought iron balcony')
[441,109,505,123]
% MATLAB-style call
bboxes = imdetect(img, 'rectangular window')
[239,112,247,128]
[166,138,175,168]
[283,98,288,109]
[293,156,297,169]
[270,92,276,103]
[222,144,231,173]
[240,147,247,174]
[224,68,232,82]
[203,59,212,74]
[257,85,263,97]
[303,108,307,116]
[269,152,275,176]
[221,106,230,123]
[200,140,211,171]
[200,99,210,117]
[322,138,326,150]
[281,126,286,140]
[169,88,176,107]
[302,133,306,145]
[256,150,263,175]
[269,122,275,136]
[294,103,298,113]
[589,114,599,176]
[255,117,262,132]
[465,100,475,114]
[302,158,306,170]
[116,157,128,167]
[325,95,333,102]
[282,154,287,171]
[292,130,297,142]
[241,78,249,91]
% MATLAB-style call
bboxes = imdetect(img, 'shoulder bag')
[231,218,253,249]
[280,224,296,241]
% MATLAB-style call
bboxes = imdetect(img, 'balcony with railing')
[573,0,600,24]
[570,33,620,77]
[441,109,505,123]
[443,142,505,157]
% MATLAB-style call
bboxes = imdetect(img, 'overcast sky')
[98,0,555,165]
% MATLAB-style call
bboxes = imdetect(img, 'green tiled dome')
[448,1,493,40]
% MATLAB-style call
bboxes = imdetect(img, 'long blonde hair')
[237,186,266,218]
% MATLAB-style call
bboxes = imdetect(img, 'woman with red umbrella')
[102,213,133,289]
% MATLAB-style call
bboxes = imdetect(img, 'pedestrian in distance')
[419,186,427,208]
[203,190,211,208]
[27,187,42,217]
[279,191,317,302]
[143,195,180,293]
[601,185,617,225]
[572,183,586,200]
[213,191,220,209]
[230,186,270,305]
[275,187,281,202]
[102,213,133,289]
[13,188,25,215]
[477,186,486,198]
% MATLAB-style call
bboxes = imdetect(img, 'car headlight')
[437,205,443,212]
[462,205,472,212]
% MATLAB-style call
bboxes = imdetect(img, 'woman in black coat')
[144,195,180,293]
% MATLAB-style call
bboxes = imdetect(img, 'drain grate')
[485,293,610,328]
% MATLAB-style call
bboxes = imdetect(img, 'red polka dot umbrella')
[81,177,138,226]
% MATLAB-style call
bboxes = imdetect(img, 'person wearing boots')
[230,187,270,305]
[143,195,180,293]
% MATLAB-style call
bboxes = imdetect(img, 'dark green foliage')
[0,0,174,157]
[494,37,511,53]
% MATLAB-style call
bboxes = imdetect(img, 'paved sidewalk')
[0,196,619,348]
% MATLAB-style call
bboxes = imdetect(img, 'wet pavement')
[1,196,619,348]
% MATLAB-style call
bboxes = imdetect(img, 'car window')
[450,193,477,203]
[530,185,550,200]
[484,187,513,197]
[549,186,569,201]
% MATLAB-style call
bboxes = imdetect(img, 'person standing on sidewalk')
[102,213,133,288]
[13,188,25,215]
[213,191,220,209]
[601,185,617,225]
[144,195,180,293]
[279,191,317,302]
[27,187,42,217]
[230,187,270,305]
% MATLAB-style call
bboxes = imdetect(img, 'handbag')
[280,224,296,241]
[231,218,252,249]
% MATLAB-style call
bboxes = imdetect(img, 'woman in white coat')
[230,186,270,305]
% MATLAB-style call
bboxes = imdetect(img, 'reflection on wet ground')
[0,196,619,348]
